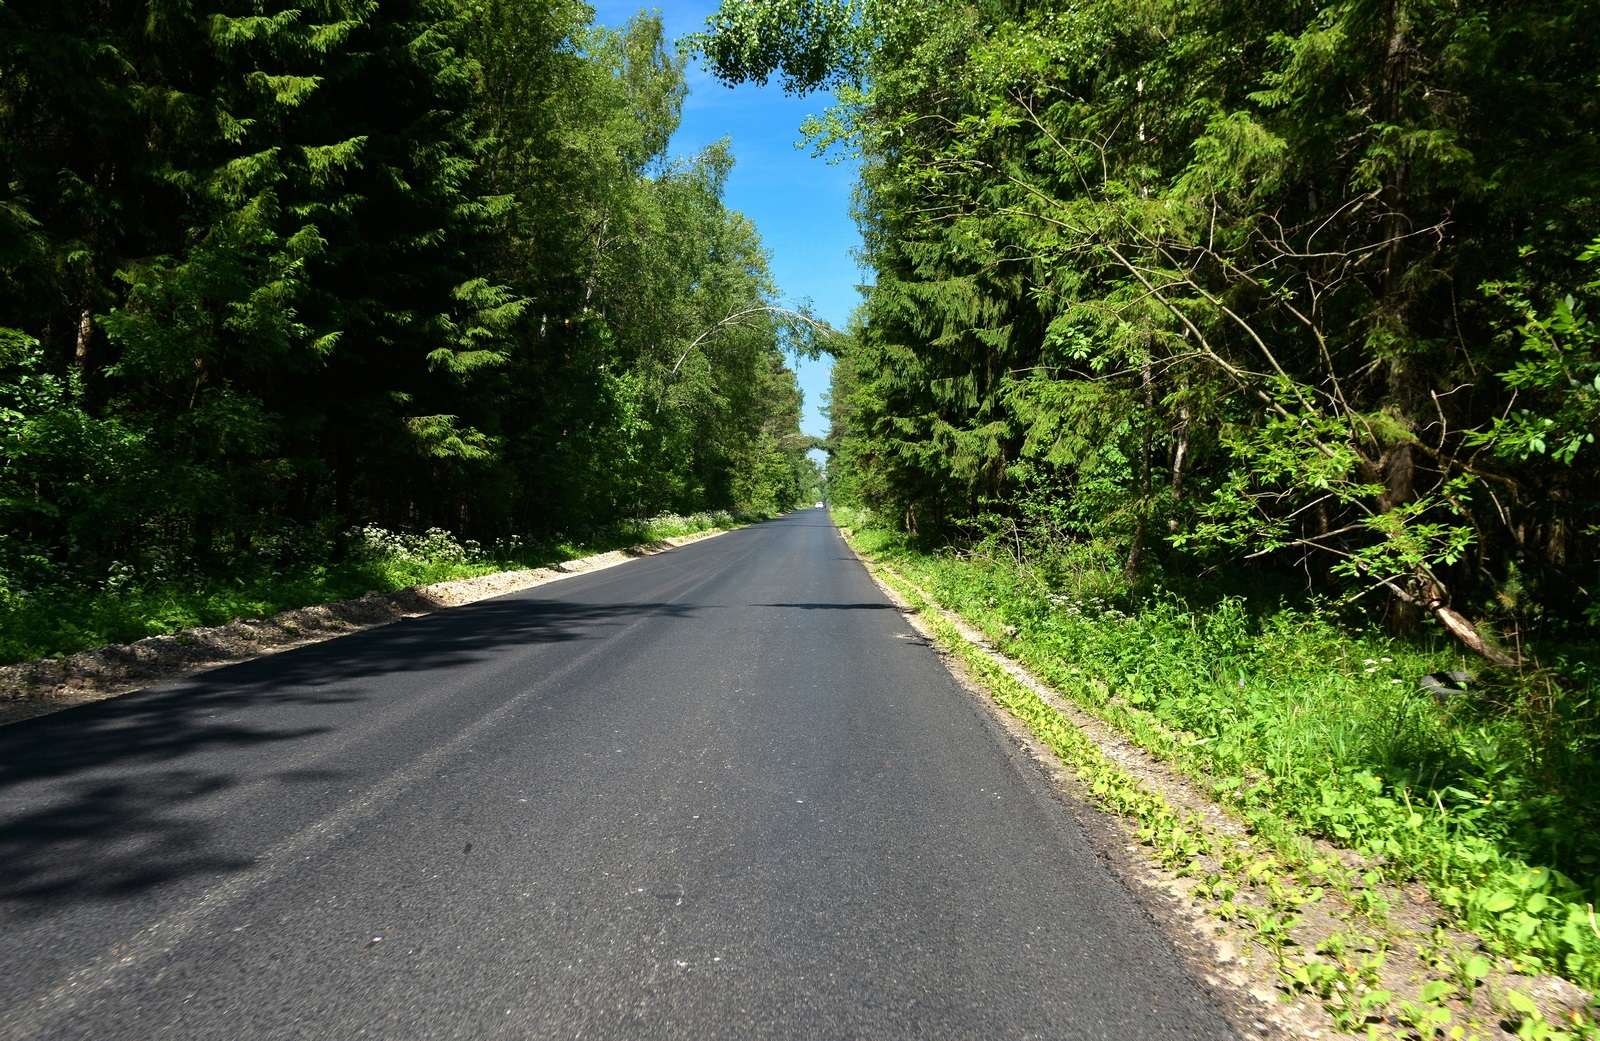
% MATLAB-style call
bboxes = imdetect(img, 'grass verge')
[839,506,1599,1039]
[0,510,755,665]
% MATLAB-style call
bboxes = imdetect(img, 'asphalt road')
[0,510,1235,1040]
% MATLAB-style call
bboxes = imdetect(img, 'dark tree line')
[0,0,820,600]
[701,0,1600,664]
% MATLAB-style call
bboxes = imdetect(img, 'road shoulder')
[0,528,731,724]
[838,526,1593,1041]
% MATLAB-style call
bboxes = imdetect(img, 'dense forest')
[702,0,1598,666]
[0,0,825,655]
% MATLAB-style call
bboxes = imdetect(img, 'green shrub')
[0,511,748,665]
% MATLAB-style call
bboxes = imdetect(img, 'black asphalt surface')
[0,510,1236,1040]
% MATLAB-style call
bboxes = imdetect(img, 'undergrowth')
[834,505,1600,1000]
[876,558,1597,1038]
[0,510,750,664]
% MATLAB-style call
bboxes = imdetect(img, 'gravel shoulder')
[0,529,729,725]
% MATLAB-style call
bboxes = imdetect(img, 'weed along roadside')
[0,512,758,723]
[833,507,1599,1041]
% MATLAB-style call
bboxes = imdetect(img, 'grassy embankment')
[0,511,752,665]
[835,505,1600,1037]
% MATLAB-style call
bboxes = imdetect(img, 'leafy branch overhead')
[658,303,838,413]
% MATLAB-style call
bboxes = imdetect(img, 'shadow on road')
[0,595,697,910]
[753,602,896,611]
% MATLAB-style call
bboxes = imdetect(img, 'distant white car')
[815,501,825,508]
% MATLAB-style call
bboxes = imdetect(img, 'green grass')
[0,510,751,665]
[834,504,1600,993]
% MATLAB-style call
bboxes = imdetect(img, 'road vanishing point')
[0,510,1237,1040]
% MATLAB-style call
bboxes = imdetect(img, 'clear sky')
[588,1,865,443]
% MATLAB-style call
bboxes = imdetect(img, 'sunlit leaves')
[1472,247,1600,466]
[809,0,1600,654]
[695,0,866,94]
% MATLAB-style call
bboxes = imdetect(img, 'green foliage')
[0,510,755,664]
[774,0,1599,666]
[695,0,867,93]
[1471,242,1600,468]
[852,510,1600,992]
[0,1,817,639]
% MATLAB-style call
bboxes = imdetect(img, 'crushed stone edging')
[0,527,732,721]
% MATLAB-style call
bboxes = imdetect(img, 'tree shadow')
[752,602,898,611]
[0,594,699,910]
[1,772,257,905]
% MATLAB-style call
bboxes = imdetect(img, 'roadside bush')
[0,511,749,665]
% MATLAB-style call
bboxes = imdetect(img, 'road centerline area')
[0,511,1236,1040]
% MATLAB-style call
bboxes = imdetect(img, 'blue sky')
[588,1,865,442]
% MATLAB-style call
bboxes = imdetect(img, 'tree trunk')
[1414,572,1520,667]
[73,307,93,371]
[1379,0,1413,300]
[1125,360,1155,585]
[1166,404,1189,533]
[583,213,610,313]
